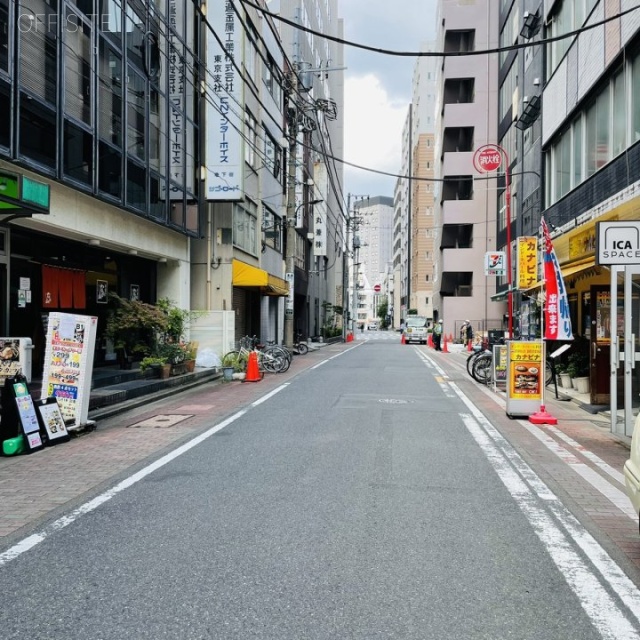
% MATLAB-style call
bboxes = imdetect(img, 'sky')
[339,1,437,202]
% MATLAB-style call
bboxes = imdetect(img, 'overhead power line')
[240,0,640,57]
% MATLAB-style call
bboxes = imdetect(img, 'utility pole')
[284,70,299,350]
[342,193,352,341]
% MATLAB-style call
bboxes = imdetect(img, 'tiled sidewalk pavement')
[436,345,640,576]
[0,342,347,544]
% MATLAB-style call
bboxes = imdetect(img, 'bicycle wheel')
[466,350,483,378]
[545,358,554,386]
[295,341,309,355]
[262,346,290,372]
[472,354,493,384]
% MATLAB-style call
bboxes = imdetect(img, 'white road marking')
[460,410,640,638]
[453,384,640,632]
[442,355,634,521]
[0,384,291,567]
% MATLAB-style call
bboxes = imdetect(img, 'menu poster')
[36,398,70,443]
[508,341,543,400]
[13,381,43,452]
[0,338,21,385]
[41,313,98,429]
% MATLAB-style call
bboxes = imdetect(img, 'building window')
[63,120,93,185]
[263,205,282,252]
[0,0,10,75]
[264,129,282,180]
[127,66,146,161]
[245,109,257,168]
[633,55,640,143]
[64,8,92,126]
[98,40,122,146]
[234,201,258,255]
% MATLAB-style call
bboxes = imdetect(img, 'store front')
[5,227,159,377]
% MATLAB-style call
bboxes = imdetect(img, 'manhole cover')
[378,399,414,404]
[128,414,194,429]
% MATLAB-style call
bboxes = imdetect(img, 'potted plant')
[221,352,240,381]
[104,294,169,368]
[184,341,198,373]
[139,356,167,374]
[566,349,590,394]
[555,362,573,389]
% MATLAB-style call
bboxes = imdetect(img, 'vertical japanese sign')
[40,313,98,429]
[206,0,244,200]
[517,236,538,290]
[541,218,573,341]
[312,162,327,257]
[167,0,185,199]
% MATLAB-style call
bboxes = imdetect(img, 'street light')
[285,198,323,348]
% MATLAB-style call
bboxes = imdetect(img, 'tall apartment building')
[410,46,437,320]
[393,44,437,325]
[433,0,503,339]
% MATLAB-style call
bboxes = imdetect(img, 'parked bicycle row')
[466,344,554,387]
[221,334,309,376]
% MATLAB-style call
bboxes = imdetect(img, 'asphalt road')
[1,342,639,639]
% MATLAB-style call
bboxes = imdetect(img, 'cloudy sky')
[340,1,438,201]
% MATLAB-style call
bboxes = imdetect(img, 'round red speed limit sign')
[374,284,381,292]
[473,145,503,173]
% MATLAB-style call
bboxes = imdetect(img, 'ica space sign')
[597,221,640,265]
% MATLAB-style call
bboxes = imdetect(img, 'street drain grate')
[127,414,194,429]
[378,399,414,404]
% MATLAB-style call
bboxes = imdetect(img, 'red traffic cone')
[467,339,472,352]
[428,333,433,348]
[401,332,406,344]
[244,351,262,382]
[442,333,449,353]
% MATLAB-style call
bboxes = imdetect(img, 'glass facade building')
[0,0,202,234]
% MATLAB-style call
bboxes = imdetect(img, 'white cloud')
[344,73,407,191]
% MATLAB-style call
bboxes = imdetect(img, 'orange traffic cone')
[401,332,406,344]
[442,333,449,353]
[428,333,433,348]
[244,351,262,382]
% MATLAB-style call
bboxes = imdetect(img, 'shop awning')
[522,258,597,292]
[232,259,289,297]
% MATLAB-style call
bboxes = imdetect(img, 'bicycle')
[223,336,289,376]
[467,346,554,387]
[292,332,309,355]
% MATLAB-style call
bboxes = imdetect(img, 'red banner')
[542,218,573,341]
